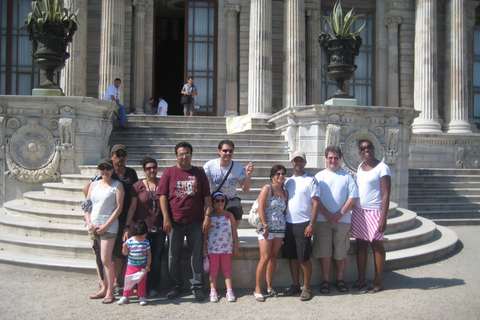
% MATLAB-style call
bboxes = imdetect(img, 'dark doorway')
[154,16,185,115]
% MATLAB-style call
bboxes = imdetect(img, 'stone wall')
[0,96,115,205]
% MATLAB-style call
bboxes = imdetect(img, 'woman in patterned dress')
[350,139,391,293]
[253,165,289,301]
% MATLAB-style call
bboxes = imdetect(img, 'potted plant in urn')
[318,0,365,100]
[22,0,78,91]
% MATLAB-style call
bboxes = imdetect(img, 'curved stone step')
[43,183,84,197]
[383,217,437,251]
[3,199,84,225]
[23,191,83,211]
[385,225,458,270]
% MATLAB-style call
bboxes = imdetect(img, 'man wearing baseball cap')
[282,151,320,301]
[83,144,139,293]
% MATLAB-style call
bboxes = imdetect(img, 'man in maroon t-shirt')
[157,141,212,301]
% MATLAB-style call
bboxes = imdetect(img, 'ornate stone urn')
[29,22,76,89]
[318,1,365,100]
[318,35,362,99]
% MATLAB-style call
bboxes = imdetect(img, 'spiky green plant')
[22,0,78,30]
[322,0,365,39]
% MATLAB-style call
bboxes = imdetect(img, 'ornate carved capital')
[225,5,240,17]
[385,16,402,28]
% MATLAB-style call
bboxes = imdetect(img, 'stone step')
[3,199,84,225]
[408,181,480,189]
[408,195,480,203]
[0,212,86,241]
[108,138,286,148]
[408,188,480,196]
[408,202,480,211]
[108,131,283,141]
[60,174,92,186]
[23,191,83,211]
[413,209,480,220]
[409,168,480,176]
[43,182,84,197]
[124,150,290,161]
[409,176,480,183]
[124,115,269,125]
[385,224,458,270]
[383,218,436,251]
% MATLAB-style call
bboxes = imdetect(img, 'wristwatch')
[263,224,269,229]
[340,210,346,215]
[205,213,212,217]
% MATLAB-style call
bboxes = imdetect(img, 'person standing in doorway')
[181,77,197,116]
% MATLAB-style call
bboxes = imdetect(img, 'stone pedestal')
[268,104,419,208]
[0,96,114,204]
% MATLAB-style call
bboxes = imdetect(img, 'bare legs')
[355,238,385,287]
[100,238,116,299]
[255,237,283,294]
[288,259,312,290]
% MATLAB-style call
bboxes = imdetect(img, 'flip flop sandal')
[300,288,312,301]
[254,293,265,302]
[89,293,105,299]
[319,280,330,294]
[267,289,278,297]
[283,284,301,296]
[335,279,349,293]
[102,297,116,304]
[352,280,367,291]
[366,284,383,293]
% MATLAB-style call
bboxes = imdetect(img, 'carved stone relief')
[385,128,399,164]
[343,130,383,173]
[464,149,480,169]
[456,146,465,169]
[326,124,341,148]
[285,116,297,153]
[5,123,61,182]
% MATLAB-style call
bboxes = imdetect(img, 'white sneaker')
[139,297,147,306]
[117,297,129,305]
[209,292,218,302]
[226,291,236,302]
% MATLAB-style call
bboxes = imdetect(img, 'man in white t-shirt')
[156,96,168,116]
[104,78,128,129]
[203,139,254,226]
[314,145,358,294]
[282,151,319,301]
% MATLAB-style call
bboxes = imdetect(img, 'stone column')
[412,0,442,133]
[60,0,87,96]
[385,16,402,108]
[445,0,472,133]
[306,9,321,105]
[225,5,240,116]
[376,0,388,107]
[132,0,147,113]
[248,0,272,117]
[283,0,306,108]
[98,0,125,101]
[144,0,154,107]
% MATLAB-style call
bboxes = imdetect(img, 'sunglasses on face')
[274,172,286,176]
[360,145,373,151]
[98,166,113,171]
[177,153,191,157]
[115,153,127,158]
[222,149,234,153]
[214,199,226,203]
[145,165,158,171]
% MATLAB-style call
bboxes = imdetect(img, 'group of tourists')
[82,138,391,306]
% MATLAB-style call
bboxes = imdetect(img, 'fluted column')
[306,9,321,105]
[445,0,471,133]
[60,0,87,96]
[412,0,442,133]
[248,0,272,117]
[132,0,147,113]
[376,0,388,106]
[98,0,125,101]
[385,16,402,108]
[225,5,240,116]
[283,0,306,108]
[144,0,154,107]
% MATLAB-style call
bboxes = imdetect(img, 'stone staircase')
[408,169,480,225]
[0,115,458,287]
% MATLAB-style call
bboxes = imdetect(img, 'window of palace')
[0,0,39,95]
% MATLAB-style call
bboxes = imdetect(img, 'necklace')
[145,178,158,211]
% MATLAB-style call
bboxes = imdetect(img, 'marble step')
[412,209,480,220]
[408,181,480,189]
[408,202,480,211]
[408,195,480,203]
[409,175,480,183]
[409,168,480,176]
[23,191,83,211]
[123,151,290,161]
[385,224,458,270]
[108,138,286,148]
[3,199,84,225]
[408,188,480,196]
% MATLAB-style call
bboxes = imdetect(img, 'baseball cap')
[111,144,127,154]
[291,150,306,161]
[97,158,113,167]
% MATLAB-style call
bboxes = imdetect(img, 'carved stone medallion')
[9,124,56,169]
[343,131,383,172]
